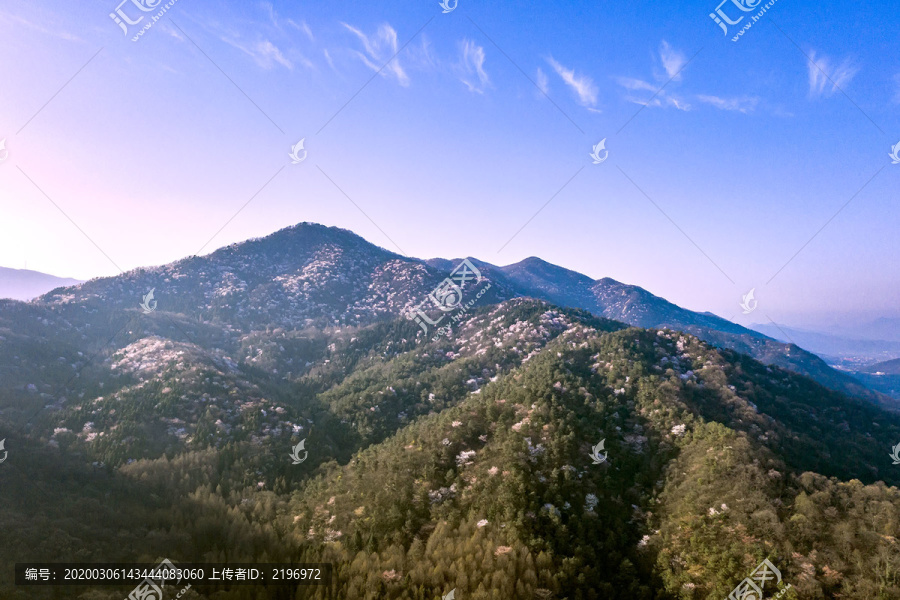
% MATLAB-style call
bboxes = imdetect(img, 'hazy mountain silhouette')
[0,267,82,301]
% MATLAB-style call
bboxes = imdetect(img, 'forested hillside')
[2,297,900,599]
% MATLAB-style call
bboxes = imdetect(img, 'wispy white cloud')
[659,40,687,81]
[618,83,757,113]
[457,39,489,93]
[633,94,690,111]
[807,50,858,98]
[615,41,696,111]
[403,33,436,69]
[259,0,313,55]
[220,36,294,70]
[402,34,436,72]
[0,10,81,42]
[158,22,184,42]
[257,40,293,69]
[287,18,314,42]
[342,22,409,86]
[669,97,690,111]
[695,94,759,113]
[198,5,308,71]
[616,76,689,111]
[546,57,598,107]
[260,2,279,29]
[535,67,549,95]
[618,41,758,114]
[616,77,658,93]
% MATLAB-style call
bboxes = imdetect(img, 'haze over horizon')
[2,220,897,341]
[1,0,897,332]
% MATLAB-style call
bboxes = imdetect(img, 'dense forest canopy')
[2,295,900,598]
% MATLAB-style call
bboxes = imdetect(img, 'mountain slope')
[476,256,893,408]
[284,306,900,598]
[0,266,82,301]
[2,235,900,598]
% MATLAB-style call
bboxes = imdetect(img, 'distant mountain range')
[751,322,900,366]
[0,267,82,301]
[3,221,900,598]
[821,317,900,343]
[863,358,900,375]
[751,322,900,401]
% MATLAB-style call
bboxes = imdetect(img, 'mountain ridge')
[21,221,892,408]
[0,266,82,301]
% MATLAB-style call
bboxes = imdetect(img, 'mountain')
[3,297,900,598]
[851,359,900,399]
[497,257,750,335]
[863,358,900,375]
[16,223,894,411]
[4,222,900,599]
[751,322,900,366]
[431,255,893,408]
[749,323,900,401]
[24,224,883,408]
[0,266,82,301]
[822,317,900,343]
[32,224,512,334]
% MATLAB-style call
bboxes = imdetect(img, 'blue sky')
[0,0,897,330]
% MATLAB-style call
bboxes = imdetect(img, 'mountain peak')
[211,221,399,259]
[503,256,596,287]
